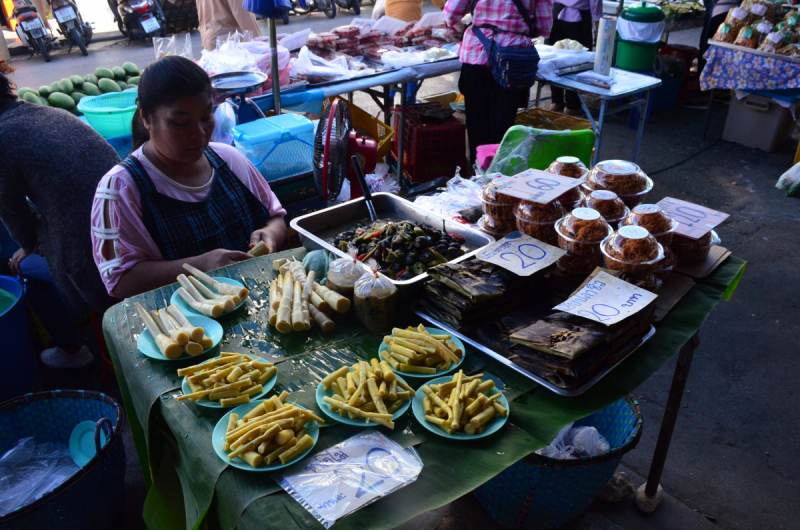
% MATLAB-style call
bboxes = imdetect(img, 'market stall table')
[105,246,745,529]
[535,69,662,165]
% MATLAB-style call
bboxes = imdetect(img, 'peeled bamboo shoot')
[182,263,249,299]
[291,280,304,331]
[309,304,335,332]
[158,309,189,345]
[184,341,204,356]
[188,276,237,311]
[248,241,269,257]
[275,272,293,334]
[177,288,223,318]
[313,283,350,313]
[310,291,328,311]
[135,302,182,359]
[268,279,279,326]
[167,304,204,342]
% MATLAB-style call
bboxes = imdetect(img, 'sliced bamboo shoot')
[248,241,269,257]
[182,263,249,299]
[309,304,335,332]
[273,258,288,271]
[184,341,204,356]
[313,283,350,313]
[292,280,304,332]
[310,290,328,312]
[275,272,293,334]
[135,302,182,359]
[188,276,236,312]
[167,304,204,342]
[200,336,214,350]
[177,288,223,318]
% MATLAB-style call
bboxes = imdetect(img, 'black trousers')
[546,5,593,110]
[459,62,530,165]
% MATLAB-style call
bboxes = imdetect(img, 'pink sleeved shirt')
[91,142,286,297]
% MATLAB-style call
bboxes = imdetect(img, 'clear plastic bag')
[279,430,423,529]
[776,161,800,198]
[153,32,194,59]
[365,163,400,194]
[568,426,610,457]
[535,423,576,460]
[326,245,367,299]
[279,28,312,51]
[211,102,236,145]
[198,41,258,76]
[0,437,79,516]
[413,171,485,224]
[292,47,374,81]
[353,259,397,334]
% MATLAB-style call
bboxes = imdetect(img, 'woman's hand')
[9,248,32,276]
[196,249,252,272]
[250,217,287,255]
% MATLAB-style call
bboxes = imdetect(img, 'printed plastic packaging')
[279,431,423,528]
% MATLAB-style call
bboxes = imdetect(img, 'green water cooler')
[615,3,665,72]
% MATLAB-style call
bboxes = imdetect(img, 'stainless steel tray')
[415,309,656,397]
[290,193,495,289]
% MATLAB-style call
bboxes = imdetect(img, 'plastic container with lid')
[671,230,721,265]
[481,184,521,220]
[621,204,678,246]
[555,208,612,256]
[601,225,664,277]
[585,160,654,208]
[547,156,589,179]
[232,114,315,181]
[557,252,604,277]
[654,246,676,280]
[582,190,630,227]
[514,200,565,244]
[479,215,515,240]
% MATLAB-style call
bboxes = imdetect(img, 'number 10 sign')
[477,232,566,276]
[554,271,657,325]
[493,169,584,204]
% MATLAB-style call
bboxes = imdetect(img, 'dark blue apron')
[120,147,270,261]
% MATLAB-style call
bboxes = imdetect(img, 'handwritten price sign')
[657,197,728,240]
[554,271,657,326]
[493,169,583,204]
[477,232,565,276]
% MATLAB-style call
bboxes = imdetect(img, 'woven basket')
[474,396,642,530]
[0,391,126,530]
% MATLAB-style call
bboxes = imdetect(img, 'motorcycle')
[12,0,58,62]
[334,0,360,15]
[290,0,337,19]
[48,0,92,56]
[107,0,167,41]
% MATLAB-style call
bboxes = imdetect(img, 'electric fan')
[313,99,378,201]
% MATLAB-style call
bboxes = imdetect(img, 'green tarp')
[103,248,745,530]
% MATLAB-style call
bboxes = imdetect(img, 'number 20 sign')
[477,232,566,276]
[493,169,584,204]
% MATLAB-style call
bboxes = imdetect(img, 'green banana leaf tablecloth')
[103,247,746,530]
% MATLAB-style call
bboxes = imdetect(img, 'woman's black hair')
[0,71,18,110]
[131,56,213,150]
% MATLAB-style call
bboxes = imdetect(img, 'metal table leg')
[703,90,715,140]
[582,95,606,167]
[637,332,700,512]
[632,90,651,164]
[397,82,407,180]
[535,82,543,108]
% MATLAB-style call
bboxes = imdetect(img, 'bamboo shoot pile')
[177,264,249,317]
[420,371,507,435]
[268,258,349,334]
[218,390,323,468]
[177,353,277,407]
[135,302,214,359]
[381,325,463,375]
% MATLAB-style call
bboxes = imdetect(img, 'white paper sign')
[493,169,583,204]
[477,232,565,276]
[554,271,657,326]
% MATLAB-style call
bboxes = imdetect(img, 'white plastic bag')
[372,15,407,35]
[616,19,665,43]
[535,423,577,460]
[211,102,236,145]
[198,42,258,76]
[293,47,374,81]
[0,437,80,516]
[153,32,194,59]
[413,11,444,29]
[353,259,398,334]
[776,161,800,198]
[365,163,400,194]
[326,245,367,298]
[568,426,611,457]
[279,28,312,51]
[413,171,485,223]
[280,431,423,529]
[351,17,376,35]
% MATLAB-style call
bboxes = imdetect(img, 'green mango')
[126,76,140,86]
[112,66,127,79]
[69,75,84,87]
[95,67,115,79]
[116,80,128,90]
[39,96,50,106]
[38,85,52,98]
[122,62,140,76]
[82,82,101,96]
[18,87,37,98]
[70,91,86,104]
[84,73,99,85]
[22,92,42,105]
[48,92,76,110]
[98,78,122,93]
[58,78,74,94]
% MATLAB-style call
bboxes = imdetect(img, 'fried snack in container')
[742,0,773,21]
[712,22,737,43]
[332,25,361,38]
[601,226,664,277]
[581,190,630,228]
[480,183,521,220]
[621,204,678,246]
[555,208,612,257]
[585,160,653,208]
[734,25,760,48]
[546,156,588,206]
[556,252,604,277]
[514,200,565,244]
[725,7,752,34]
[479,215,515,239]
[671,230,720,264]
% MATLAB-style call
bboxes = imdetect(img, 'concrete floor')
[5,10,799,530]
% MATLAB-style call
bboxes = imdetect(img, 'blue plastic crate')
[232,114,315,182]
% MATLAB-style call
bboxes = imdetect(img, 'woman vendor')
[92,56,286,299]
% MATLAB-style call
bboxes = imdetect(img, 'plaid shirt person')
[444,0,554,66]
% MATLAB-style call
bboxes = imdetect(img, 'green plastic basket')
[77,89,138,138]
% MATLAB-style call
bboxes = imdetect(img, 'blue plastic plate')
[170,277,247,317]
[69,420,108,468]
[411,375,509,440]
[181,360,277,408]
[136,314,223,361]
[316,371,412,427]
[379,327,466,379]
[212,401,319,472]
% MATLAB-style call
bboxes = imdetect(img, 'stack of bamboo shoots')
[420,371,508,435]
[381,325,463,375]
[268,257,350,334]
[176,263,250,318]
[176,353,277,406]
[220,390,324,468]
[320,360,416,429]
[135,302,214,359]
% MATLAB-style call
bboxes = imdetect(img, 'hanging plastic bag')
[153,32,194,59]
[776,161,800,198]
[353,259,398,334]
[211,102,237,145]
[279,430,423,529]
[326,245,367,299]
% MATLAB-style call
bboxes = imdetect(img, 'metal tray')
[290,192,495,289]
[415,309,656,397]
